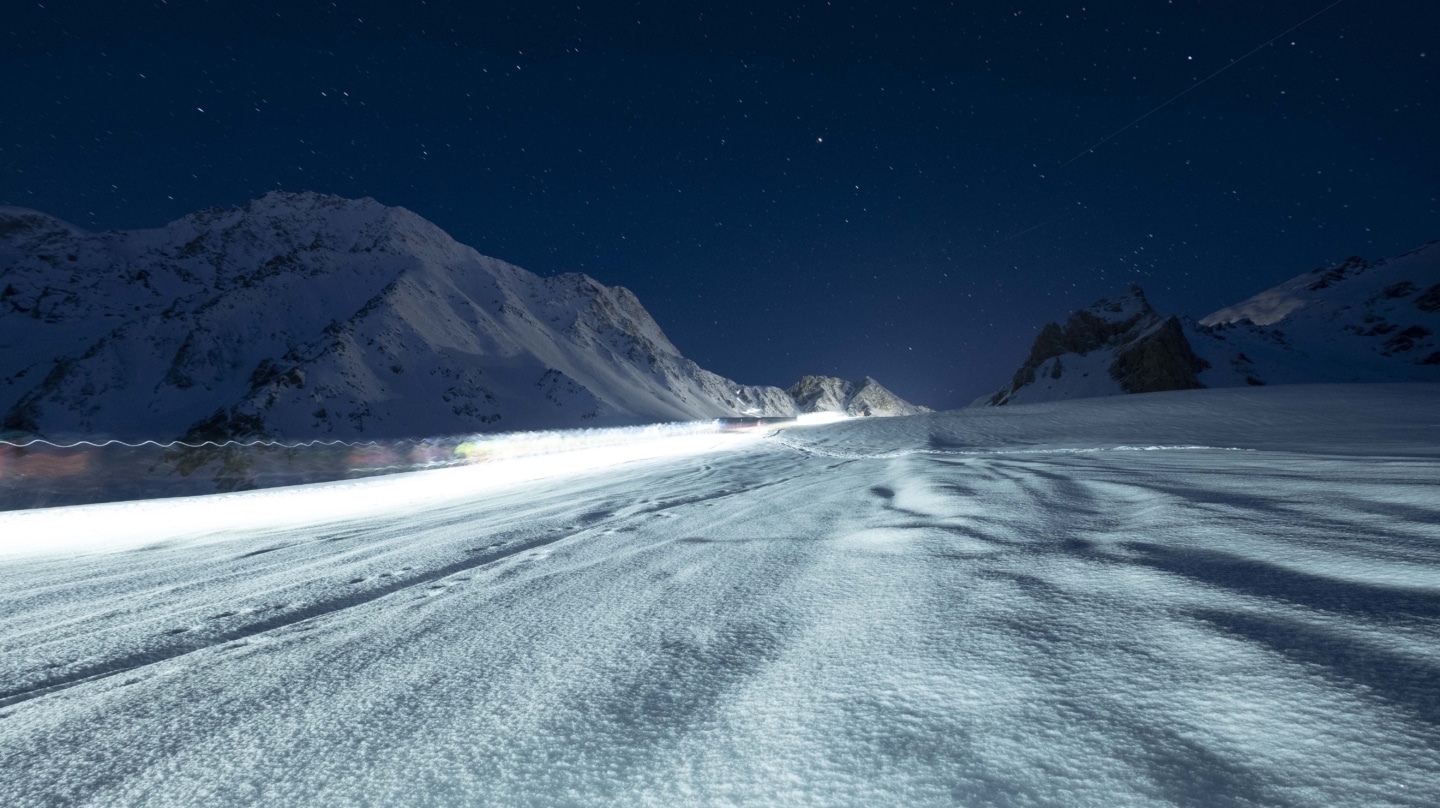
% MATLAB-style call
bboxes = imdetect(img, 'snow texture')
[2,383,1438,806]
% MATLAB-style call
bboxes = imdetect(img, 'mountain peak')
[1200,243,1437,328]
[983,285,1199,406]
[1,194,925,451]
[981,242,1440,407]
[1080,284,1155,324]
[2,193,785,440]
[786,375,926,417]
[0,206,87,242]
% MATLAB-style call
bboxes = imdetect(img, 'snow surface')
[985,346,1129,406]
[2,384,1439,806]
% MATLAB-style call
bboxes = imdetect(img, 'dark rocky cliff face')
[1109,316,1208,394]
[988,286,1209,405]
[984,242,1440,407]
[999,286,1157,398]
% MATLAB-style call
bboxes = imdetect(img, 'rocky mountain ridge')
[982,242,1440,406]
[785,375,931,417]
[1,192,922,441]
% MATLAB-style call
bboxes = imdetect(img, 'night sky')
[3,1,1435,409]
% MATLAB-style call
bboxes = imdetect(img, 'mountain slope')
[1192,243,1440,386]
[786,375,931,417]
[982,286,1208,406]
[980,243,1440,406]
[0,193,827,440]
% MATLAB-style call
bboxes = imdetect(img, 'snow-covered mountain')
[1194,244,1440,386]
[0,193,917,441]
[981,286,1207,406]
[981,242,1440,406]
[786,375,930,417]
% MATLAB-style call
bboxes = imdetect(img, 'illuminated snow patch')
[0,421,761,559]
[794,412,850,426]
[2,385,1439,805]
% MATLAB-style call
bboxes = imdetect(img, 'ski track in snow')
[2,385,1439,807]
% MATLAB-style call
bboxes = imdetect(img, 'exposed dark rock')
[989,286,1206,404]
[1,401,39,434]
[247,359,284,389]
[1383,281,1418,299]
[1416,284,1440,313]
[1382,325,1433,353]
[179,407,269,444]
[0,211,50,238]
[788,375,851,413]
[991,290,1158,405]
[1307,256,1368,291]
[1109,317,1209,394]
[161,339,198,390]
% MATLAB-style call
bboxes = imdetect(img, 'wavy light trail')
[0,417,846,557]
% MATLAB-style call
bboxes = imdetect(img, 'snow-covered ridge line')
[981,243,1440,406]
[785,375,930,417]
[0,192,922,456]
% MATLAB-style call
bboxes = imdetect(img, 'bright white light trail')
[1,415,848,512]
[0,416,844,558]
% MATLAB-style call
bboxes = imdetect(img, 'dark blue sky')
[3,1,1435,408]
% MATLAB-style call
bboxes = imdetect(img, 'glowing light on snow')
[0,421,764,559]
[795,412,850,426]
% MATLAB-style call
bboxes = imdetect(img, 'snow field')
[1,384,1438,806]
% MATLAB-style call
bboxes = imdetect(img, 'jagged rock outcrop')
[786,375,928,417]
[787,375,851,413]
[980,242,1440,406]
[985,286,1208,406]
[1109,316,1209,394]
